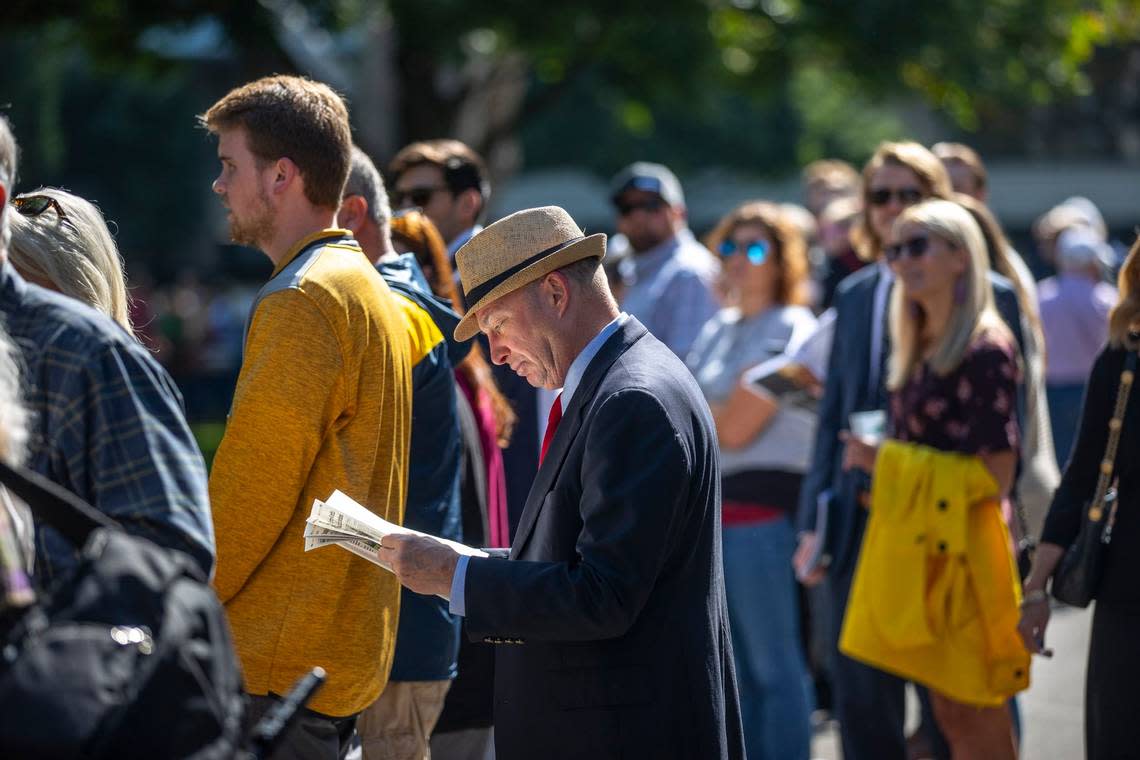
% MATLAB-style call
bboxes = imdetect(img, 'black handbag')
[1051,350,1137,607]
[0,459,247,759]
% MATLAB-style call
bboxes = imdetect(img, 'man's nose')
[212,176,226,196]
[488,336,508,365]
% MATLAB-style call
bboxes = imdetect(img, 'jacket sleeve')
[797,302,848,534]
[462,388,693,641]
[1040,348,1118,547]
[209,290,345,603]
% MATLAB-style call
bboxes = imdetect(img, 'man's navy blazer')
[463,317,745,760]
[797,264,1025,577]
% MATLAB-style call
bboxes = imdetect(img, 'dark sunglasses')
[615,198,666,217]
[868,187,923,207]
[391,185,449,209]
[884,235,931,263]
[718,239,769,265]
[13,194,69,221]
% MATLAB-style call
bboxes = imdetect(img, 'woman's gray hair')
[9,188,132,332]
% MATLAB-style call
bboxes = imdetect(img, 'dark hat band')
[463,235,586,306]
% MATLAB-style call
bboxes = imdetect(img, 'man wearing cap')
[379,206,745,760]
[1039,226,1119,462]
[610,161,720,359]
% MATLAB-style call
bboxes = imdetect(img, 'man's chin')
[513,366,552,390]
[229,222,264,249]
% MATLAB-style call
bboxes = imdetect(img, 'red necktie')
[539,393,563,465]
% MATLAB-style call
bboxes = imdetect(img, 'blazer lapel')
[851,267,882,410]
[509,318,648,559]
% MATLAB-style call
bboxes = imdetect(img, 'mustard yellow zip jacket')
[839,439,1030,707]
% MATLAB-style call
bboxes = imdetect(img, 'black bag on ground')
[0,460,246,759]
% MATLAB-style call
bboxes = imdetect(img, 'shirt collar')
[448,225,483,260]
[620,228,690,284]
[272,228,356,277]
[637,228,687,266]
[561,313,629,407]
[876,258,895,282]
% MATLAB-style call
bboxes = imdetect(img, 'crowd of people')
[0,71,1136,760]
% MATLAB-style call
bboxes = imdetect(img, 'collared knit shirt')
[210,229,412,718]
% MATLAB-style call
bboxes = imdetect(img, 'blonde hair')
[886,199,1012,390]
[953,192,1045,357]
[851,141,954,262]
[703,201,811,307]
[9,188,132,332]
[1110,236,1140,349]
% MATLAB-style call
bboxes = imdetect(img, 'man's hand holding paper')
[302,490,485,599]
[377,534,462,598]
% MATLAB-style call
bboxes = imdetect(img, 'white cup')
[848,410,886,445]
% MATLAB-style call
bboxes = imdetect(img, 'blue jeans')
[1047,382,1086,467]
[723,517,813,760]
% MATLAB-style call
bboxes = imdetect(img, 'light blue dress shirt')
[617,228,719,359]
[449,312,630,615]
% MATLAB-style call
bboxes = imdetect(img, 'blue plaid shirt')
[0,262,214,582]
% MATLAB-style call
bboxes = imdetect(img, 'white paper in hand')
[302,490,488,576]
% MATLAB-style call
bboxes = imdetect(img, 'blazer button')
[483,637,493,643]
[938,541,948,553]
[937,499,948,511]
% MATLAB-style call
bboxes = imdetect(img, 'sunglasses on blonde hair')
[13,194,69,221]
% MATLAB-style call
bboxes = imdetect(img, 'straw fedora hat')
[453,206,606,341]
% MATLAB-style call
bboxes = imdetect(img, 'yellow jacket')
[839,439,1029,707]
[210,230,412,717]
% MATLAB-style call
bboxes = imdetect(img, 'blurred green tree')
[9,0,1139,171]
[3,0,1137,272]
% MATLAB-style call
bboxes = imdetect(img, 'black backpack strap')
[0,460,118,547]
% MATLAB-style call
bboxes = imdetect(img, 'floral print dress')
[889,330,1021,457]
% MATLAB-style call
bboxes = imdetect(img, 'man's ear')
[543,271,571,317]
[457,188,483,226]
[269,157,300,197]
[669,204,687,231]
[337,195,368,236]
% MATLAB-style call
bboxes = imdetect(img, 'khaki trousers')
[357,680,451,760]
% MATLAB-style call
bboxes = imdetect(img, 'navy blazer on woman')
[463,317,745,760]
[798,264,1025,577]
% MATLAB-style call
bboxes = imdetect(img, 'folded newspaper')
[304,490,487,575]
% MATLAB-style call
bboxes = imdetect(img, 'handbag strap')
[1090,350,1138,525]
[0,460,118,547]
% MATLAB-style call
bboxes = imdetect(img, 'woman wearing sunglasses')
[685,201,817,760]
[851,142,954,264]
[9,188,132,333]
[841,200,1029,760]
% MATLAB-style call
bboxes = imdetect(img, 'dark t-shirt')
[889,330,1021,456]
